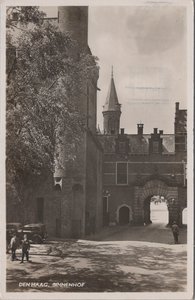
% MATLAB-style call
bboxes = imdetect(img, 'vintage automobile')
[6,223,23,241]
[6,223,23,252]
[21,223,48,244]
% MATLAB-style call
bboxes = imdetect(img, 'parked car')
[6,223,23,241]
[6,223,23,252]
[21,223,48,244]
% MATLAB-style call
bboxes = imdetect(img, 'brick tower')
[50,6,102,238]
[58,6,88,49]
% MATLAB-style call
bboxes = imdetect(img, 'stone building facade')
[98,73,187,227]
[7,6,187,238]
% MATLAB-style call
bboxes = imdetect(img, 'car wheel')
[32,235,43,244]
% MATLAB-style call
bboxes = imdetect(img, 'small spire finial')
[111,65,113,78]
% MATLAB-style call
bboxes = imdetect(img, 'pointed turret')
[103,67,121,112]
[103,67,121,135]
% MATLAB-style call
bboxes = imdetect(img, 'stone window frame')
[116,162,128,185]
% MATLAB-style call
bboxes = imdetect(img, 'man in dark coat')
[20,234,30,263]
[172,221,179,244]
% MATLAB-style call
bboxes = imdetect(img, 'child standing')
[20,234,30,263]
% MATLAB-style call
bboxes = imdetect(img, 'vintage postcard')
[0,0,194,299]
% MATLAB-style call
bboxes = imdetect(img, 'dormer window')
[149,128,163,154]
[119,142,126,153]
[115,131,129,154]
[152,141,159,153]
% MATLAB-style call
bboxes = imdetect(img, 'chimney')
[137,123,144,135]
[176,102,179,112]
[121,128,124,135]
[153,128,158,134]
[159,130,163,135]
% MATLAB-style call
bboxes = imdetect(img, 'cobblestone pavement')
[6,223,187,293]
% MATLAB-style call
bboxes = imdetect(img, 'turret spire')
[103,68,121,112]
[102,68,121,135]
[111,65,113,78]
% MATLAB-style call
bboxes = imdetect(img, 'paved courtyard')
[6,222,187,293]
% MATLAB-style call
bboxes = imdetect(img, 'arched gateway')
[134,180,181,226]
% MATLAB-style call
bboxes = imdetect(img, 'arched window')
[108,118,115,134]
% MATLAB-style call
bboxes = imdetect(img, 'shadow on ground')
[6,238,187,293]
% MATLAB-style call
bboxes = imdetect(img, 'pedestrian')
[6,231,11,254]
[20,234,30,263]
[172,221,179,244]
[10,233,19,261]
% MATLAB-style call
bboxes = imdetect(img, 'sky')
[42,5,187,134]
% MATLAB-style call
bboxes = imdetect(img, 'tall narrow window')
[116,162,128,185]
[108,119,115,134]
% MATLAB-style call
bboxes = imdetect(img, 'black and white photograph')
[1,0,194,299]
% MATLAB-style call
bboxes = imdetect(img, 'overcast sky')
[42,5,187,134]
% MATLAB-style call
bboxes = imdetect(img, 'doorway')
[119,206,129,225]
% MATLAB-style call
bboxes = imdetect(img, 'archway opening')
[182,208,187,226]
[119,206,129,225]
[144,195,169,225]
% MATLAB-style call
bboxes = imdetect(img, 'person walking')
[20,234,30,263]
[172,221,179,244]
[10,233,18,261]
[6,231,11,254]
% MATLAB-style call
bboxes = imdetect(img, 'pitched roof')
[98,134,175,154]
